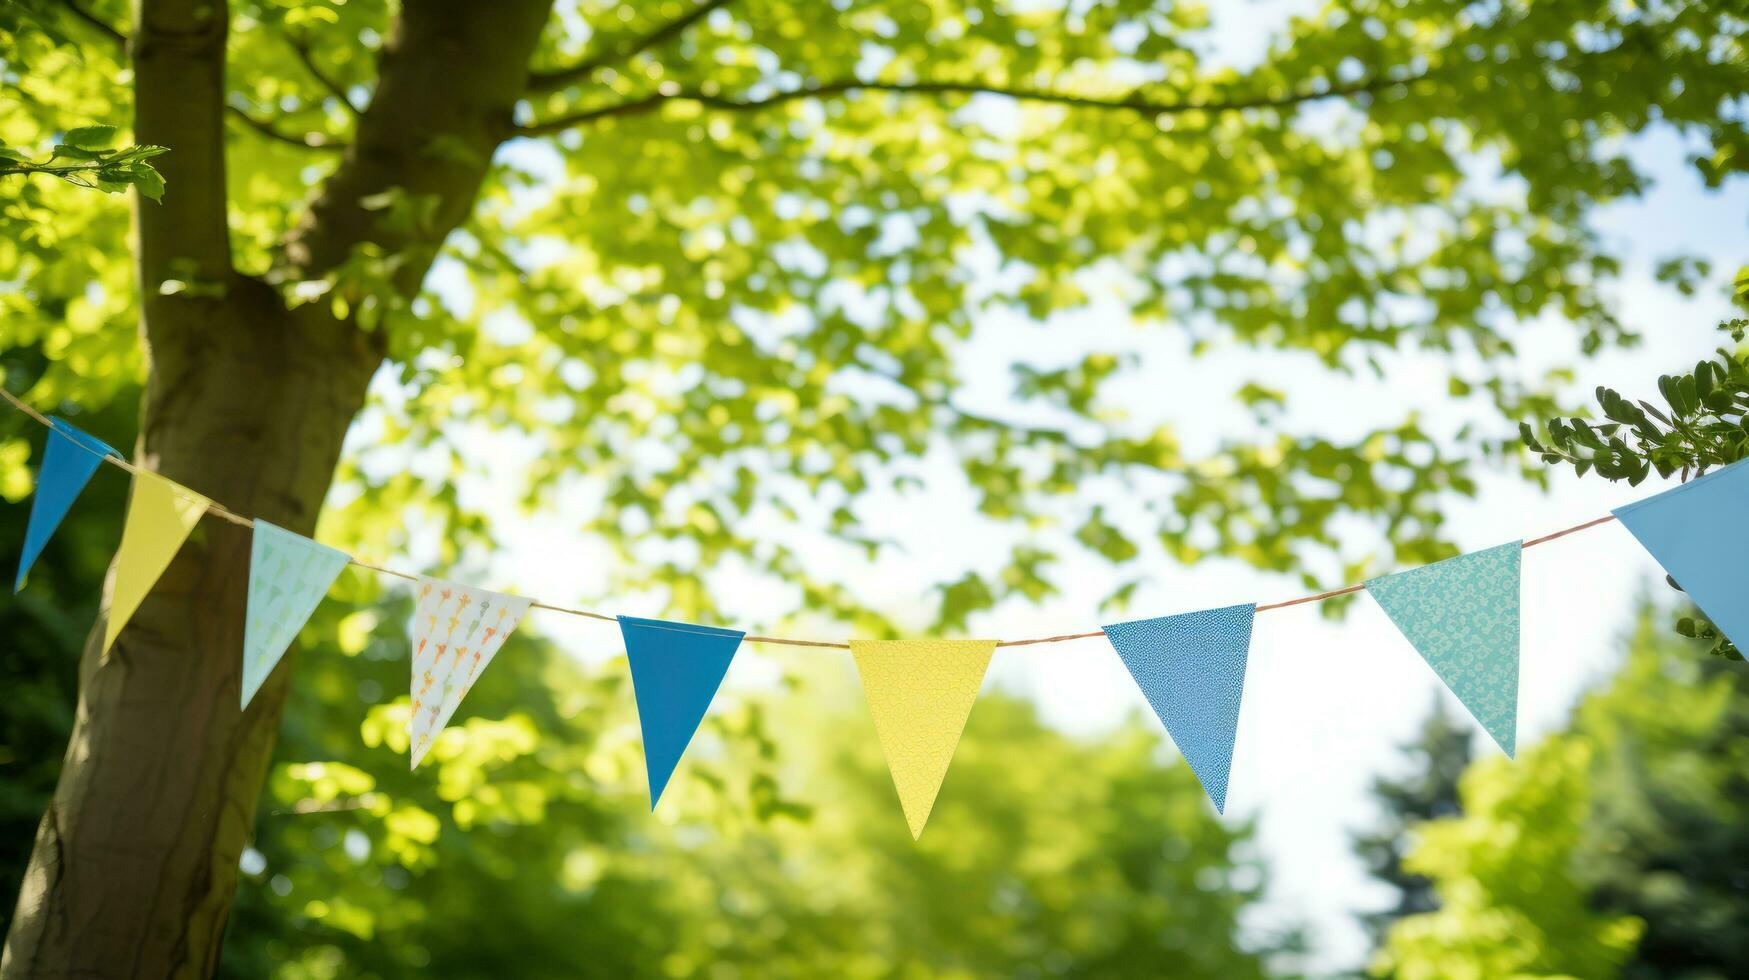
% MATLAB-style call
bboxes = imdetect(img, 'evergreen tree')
[1378,611,1749,978]
[1352,697,1474,949]
[1576,618,1749,977]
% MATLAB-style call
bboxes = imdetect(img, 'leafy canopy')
[4,0,1748,634]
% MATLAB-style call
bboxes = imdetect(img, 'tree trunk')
[2,0,552,974]
[1,287,378,979]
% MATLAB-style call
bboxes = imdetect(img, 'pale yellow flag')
[103,471,209,651]
[849,639,996,839]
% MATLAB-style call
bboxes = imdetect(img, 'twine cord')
[1,388,1618,649]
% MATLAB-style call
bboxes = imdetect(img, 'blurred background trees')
[1370,608,1749,979]
[1350,698,1472,953]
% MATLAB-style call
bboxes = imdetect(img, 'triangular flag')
[848,639,995,839]
[618,616,746,809]
[1103,603,1256,813]
[240,521,351,709]
[407,576,532,768]
[16,417,117,592]
[103,471,209,652]
[1366,542,1522,756]
[1613,461,1749,650]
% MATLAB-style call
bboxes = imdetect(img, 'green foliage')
[6,0,1749,633]
[1571,614,1749,977]
[1522,321,1749,659]
[1522,320,1749,487]
[0,130,167,201]
[1374,735,1645,980]
[1377,610,1749,979]
[1351,698,1474,952]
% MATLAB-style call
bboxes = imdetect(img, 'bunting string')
[14,387,1732,830]
[0,388,1617,649]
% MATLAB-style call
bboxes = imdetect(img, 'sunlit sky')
[360,2,1749,972]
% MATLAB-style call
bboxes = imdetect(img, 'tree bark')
[2,0,553,975]
[0,291,379,980]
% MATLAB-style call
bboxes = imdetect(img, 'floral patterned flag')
[407,576,532,768]
[1366,542,1522,756]
[1103,603,1256,813]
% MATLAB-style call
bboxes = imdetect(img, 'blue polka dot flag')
[618,616,746,810]
[1103,603,1256,813]
[1366,542,1522,757]
[15,417,117,593]
[1613,460,1749,652]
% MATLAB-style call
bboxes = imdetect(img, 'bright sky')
[387,4,1749,973]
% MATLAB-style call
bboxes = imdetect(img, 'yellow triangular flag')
[849,639,996,839]
[103,471,209,651]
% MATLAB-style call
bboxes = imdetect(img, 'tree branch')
[284,33,362,117]
[525,0,733,93]
[133,0,232,288]
[281,0,552,294]
[61,0,127,47]
[225,104,346,150]
[517,71,1428,137]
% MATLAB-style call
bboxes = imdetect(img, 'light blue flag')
[16,417,117,592]
[242,521,351,708]
[618,616,746,809]
[1366,542,1521,757]
[1614,460,1749,650]
[1103,603,1256,813]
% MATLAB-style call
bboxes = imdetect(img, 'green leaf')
[49,144,105,161]
[62,125,118,149]
[130,164,166,202]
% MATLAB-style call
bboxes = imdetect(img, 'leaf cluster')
[0,126,166,200]
[1522,316,1749,658]
[10,0,1749,644]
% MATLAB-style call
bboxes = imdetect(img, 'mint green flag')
[1365,542,1522,756]
[242,521,351,708]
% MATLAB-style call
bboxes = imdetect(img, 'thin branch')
[1,162,106,183]
[285,33,362,117]
[526,0,733,93]
[516,70,1430,137]
[225,104,346,151]
[61,0,127,46]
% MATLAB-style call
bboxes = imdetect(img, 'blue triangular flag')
[1103,602,1256,813]
[16,417,117,592]
[1614,460,1749,650]
[618,616,746,809]
[1366,542,1521,757]
[242,521,351,708]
